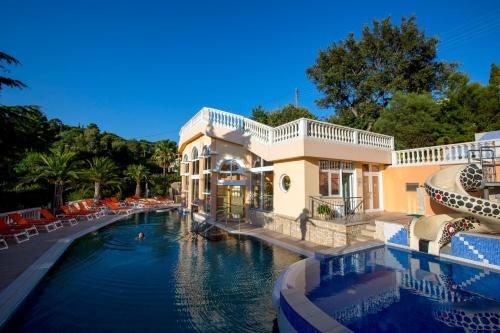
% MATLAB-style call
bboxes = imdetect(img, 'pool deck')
[0,206,178,327]
[202,220,383,258]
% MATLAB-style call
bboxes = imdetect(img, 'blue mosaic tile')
[387,227,408,246]
[280,292,321,333]
[451,233,500,266]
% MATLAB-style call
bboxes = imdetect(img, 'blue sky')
[1,0,499,142]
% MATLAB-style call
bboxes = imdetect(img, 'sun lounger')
[0,228,29,244]
[60,206,95,221]
[8,213,59,233]
[0,217,39,237]
[0,237,8,250]
[77,202,105,218]
[104,202,134,215]
[40,209,78,227]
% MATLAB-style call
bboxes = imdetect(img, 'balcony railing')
[180,107,394,150]
[309,196,363,223]
[392,140,499,166]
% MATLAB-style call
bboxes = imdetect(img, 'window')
[191,147,199,175]
[251,173,261,208]
[319,172,328,196]
[263,171,273,210]
[204,174,211,193]
[250,154,273,211]
[279,175,291,192]
[202,145,212,171]
[218,159,244,181]
[182,154,189,174]
[191,179,199,201]
[319,160,353,198]
[330,173,340,195]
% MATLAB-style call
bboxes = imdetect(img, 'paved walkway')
[206,221,332,257]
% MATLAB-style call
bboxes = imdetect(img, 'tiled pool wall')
[376,221,500,270]
[375,221,409,247]
[451,232,500,266]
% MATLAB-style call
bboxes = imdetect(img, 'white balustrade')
[273,119,300,143]
[180,108,394,150]
[392,140,500,166]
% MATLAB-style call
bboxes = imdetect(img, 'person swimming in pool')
[136,232,145,240]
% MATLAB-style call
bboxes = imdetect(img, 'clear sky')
[1,0,499,142]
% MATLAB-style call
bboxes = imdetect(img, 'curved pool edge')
[0,214,131,328]
[276,257,352,333]
[275,243,385,333]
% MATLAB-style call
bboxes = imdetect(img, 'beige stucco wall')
[382,165,456,216]
[273,158,320,218]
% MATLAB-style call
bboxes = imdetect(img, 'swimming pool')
[4,212,302,332]
[305,246,500,332]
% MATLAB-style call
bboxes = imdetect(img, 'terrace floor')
[0,214,128,292]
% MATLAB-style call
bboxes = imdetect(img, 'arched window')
[218,159,245,182]
[191,147,199,175]
[202,145,211,171]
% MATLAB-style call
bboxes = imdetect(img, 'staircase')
[468,145,500,201]
[353,224,376,243]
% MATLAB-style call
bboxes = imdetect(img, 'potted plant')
[317,204,331,220]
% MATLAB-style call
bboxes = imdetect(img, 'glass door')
[216,185,245,219]
[362,165,381,211]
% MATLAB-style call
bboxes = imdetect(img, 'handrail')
[392,140,499,166]
[309,196,363,223]
[180,108,395,150]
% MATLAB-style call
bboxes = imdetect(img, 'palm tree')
[124,164,148,197]
[81,157,121,201]
[152,140,177,175]
[29,148,78,208]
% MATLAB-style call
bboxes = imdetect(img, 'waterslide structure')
[410,163,500,255]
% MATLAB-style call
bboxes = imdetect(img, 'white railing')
[179,107,395,150]
[273,119,301,143]
[392,140,500,166]
[0,207,41,224]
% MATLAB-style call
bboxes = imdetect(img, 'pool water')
[4,212,301,332]
[306,246,500,332]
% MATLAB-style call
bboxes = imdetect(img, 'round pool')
[304,246,500,332]
[4,212,302,332]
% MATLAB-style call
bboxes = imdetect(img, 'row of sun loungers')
[0,196,175,250]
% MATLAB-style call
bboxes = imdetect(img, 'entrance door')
[216,185,245,218]
[362,165,381,211]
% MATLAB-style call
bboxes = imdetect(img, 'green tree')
[152,140,177,175]
[250,106,269,125]
[81,157,121,200]
[489,63,500,86]
[307,15,456,130]
[0,51,26,92]
[250,104,316,127]
[20,148,79,208]
[373,93,441,149]
[124,164,148,197]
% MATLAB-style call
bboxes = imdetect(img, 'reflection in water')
[5,212,302,333]
[306,246,500,332]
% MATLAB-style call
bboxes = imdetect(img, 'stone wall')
[249,209,362,247]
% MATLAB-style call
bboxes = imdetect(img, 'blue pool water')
[4,212,301,332]
[306,246,500,332]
